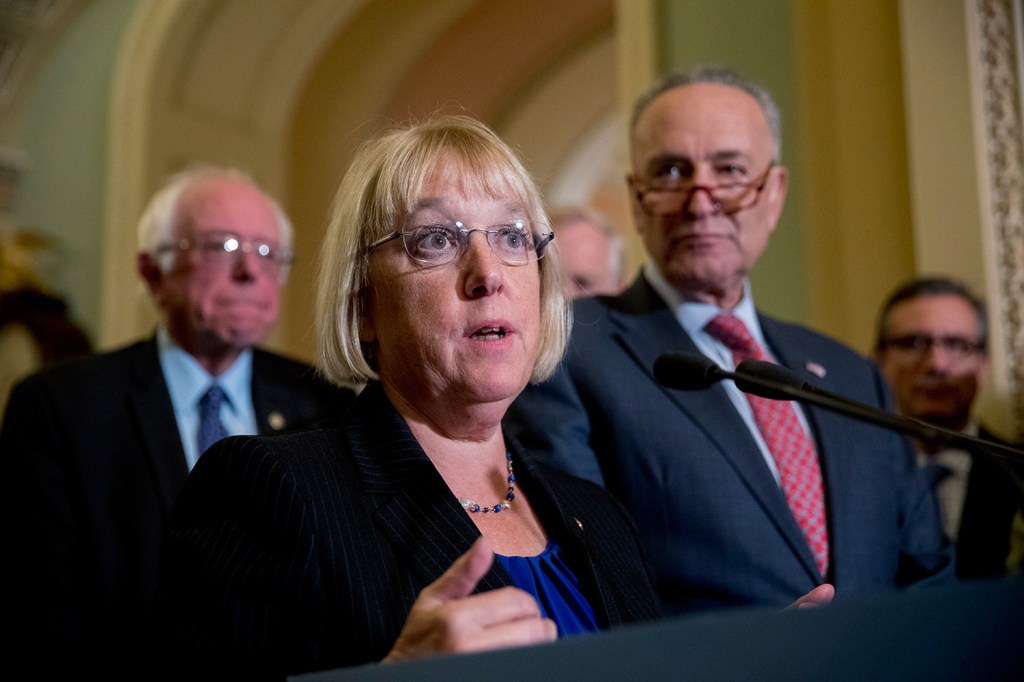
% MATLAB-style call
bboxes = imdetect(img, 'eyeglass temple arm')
[534,232,554,257]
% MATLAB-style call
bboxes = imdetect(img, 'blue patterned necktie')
[197,384,229,456]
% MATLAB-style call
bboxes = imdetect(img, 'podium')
[292,577,1024,681]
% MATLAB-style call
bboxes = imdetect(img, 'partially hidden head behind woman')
[154,114,661,680]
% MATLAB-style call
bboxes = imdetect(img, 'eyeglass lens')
[883,334,982,358]
[167,233,291,275]
[639,164,772,217]
[222,236,272,258]
[642,184,760,216]
[401,220,544,266]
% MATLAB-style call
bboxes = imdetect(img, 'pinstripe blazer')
[154,382,661,679]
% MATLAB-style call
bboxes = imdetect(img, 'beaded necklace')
[459,451,515,513]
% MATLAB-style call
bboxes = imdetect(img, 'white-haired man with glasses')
[875,275,1022,580]
[0,166,355,674]
[548,206,625,299]
[508,66,954,615]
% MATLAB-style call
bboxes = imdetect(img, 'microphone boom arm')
[732,360,1024,465]
[653,350,1024,504]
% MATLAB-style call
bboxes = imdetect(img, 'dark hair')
[630,65,782,158]
[875,275,988,351]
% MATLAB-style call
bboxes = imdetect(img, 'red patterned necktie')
[704,314,830,577]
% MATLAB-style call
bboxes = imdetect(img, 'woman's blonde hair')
[314,114,571,387]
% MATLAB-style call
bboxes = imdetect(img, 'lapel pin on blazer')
[805,361,827,379]
[268,412,286,431]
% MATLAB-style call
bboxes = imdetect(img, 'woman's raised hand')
[383,537,557,662]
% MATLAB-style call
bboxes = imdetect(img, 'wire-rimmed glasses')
[366,219,554,267]
[878,333,985,360]
[155,231,293,277]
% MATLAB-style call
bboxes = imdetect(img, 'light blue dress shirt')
[156,327,257,471]
[643,262,816,486]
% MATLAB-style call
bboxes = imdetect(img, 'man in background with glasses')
[1,166,355,673]
[508,66,953,614]
[875,275,1022,579]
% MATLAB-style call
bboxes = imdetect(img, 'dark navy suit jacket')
[0,337,354,672]
[507,276,955,614]
[153,383,661,679]
[954,426,1024,579]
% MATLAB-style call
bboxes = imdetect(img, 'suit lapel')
[346,385,510,591]
[609,280,819,578]
[251,350,275,435]
[126,339,188,514]
[250,350,293,435]
[959,426,1022,573]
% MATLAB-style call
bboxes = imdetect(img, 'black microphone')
[732,360,803,401]
[652,352,727,390]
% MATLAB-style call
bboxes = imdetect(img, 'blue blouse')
[495,541,599,637]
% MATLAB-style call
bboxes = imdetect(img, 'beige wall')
[8,0,1020,436]
[794,0,916,352]
[899,0,1022,438]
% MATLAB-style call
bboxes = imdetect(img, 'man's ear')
[625,172,647,235]
[137,252,163,295]
[762,165,789,235]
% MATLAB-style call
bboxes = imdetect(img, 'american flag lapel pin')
[805,361,826,378]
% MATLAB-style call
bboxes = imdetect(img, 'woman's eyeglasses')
[367,219,553,267]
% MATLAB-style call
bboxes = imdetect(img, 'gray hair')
[136,166,294,278]
[631,65,782,159]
